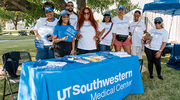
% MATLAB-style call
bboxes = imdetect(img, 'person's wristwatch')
[159,50,162,52]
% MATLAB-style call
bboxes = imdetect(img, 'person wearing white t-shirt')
[34,2,58,60]
[75,7,105,54]
[130,10,147,60]
[112,5,131,54]
[99,12,116,51]
[145,17,168,80]
[66,1,78,26]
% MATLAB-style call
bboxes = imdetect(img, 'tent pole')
[169,14,174,39]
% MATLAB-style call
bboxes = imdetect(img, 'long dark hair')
[57,15,71,25]
[102,15,112,22]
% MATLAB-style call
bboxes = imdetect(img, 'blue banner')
[64,26,77,42]
[34,39,44,49]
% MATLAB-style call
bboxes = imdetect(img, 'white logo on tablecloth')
[57,70,132,100]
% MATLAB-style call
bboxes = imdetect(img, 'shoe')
[149,75,154,79]
[158,75,163,80]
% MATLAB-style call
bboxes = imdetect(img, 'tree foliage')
[87,0,138,17]
[0,0,138,27]
[0,8,27,30]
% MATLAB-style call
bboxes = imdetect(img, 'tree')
[0,0,137,26]
[0,8,26,30]
[87,0,138,17]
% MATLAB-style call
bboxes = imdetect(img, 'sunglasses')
[67,5,73,7]
[155,21,161,24]
[83,12,90,15]
[134,15,140,17]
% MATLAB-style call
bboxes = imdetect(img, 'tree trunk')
[14,22,17,30]
[77,0,86,16]
[11,15,19,30]
[53,0,66,11]
[1,0,32,12]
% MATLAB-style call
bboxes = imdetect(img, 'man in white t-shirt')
[66,1,78,26]
[66,1,78,54]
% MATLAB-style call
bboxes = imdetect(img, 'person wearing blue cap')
[145,17,168,80]
[52,10,77,57]
[112,5,131,54]
[98,12,116,51]
[34,2,58,60]
[130,10,147,60]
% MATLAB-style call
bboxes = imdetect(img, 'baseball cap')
[103,12,111,17]
[134,10,141,15]
[44,7,53,13]
[60,10,70,17]
[154,17,163,22]
[118,6,125,10]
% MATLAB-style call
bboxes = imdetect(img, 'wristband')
[96,36,100,39]
[159,50,162,52]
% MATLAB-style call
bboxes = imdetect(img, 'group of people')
[34,2,168,80]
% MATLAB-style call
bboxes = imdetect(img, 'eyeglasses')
[67,5,73,7]
[83,12,90,15]
[155,21,161,24]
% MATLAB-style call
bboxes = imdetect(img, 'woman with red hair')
[75,7,105,54]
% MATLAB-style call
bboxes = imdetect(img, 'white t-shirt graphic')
[130,21,146,46]
[100,22,117,46]
[76,21,104,50]
[145,28,168,50]
[34,17,58,46]
[112,15,130,35]
[69,13,78,26]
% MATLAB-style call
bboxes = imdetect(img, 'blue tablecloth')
[18,52,144,100]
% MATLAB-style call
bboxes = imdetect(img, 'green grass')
[0,30,36,40]
[0,40,179,100]
[0,40,36,99]
[0,40,36,65]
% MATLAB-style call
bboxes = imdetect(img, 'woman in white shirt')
[130,10,147,60]
[99,12,116,51]
[34,2,58,60]
[145,17,168,80]
[75,7,105,54]
[112,5,131,54]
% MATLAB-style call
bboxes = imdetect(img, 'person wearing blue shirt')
[53,10,77,57]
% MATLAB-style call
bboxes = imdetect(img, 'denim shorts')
[36,45,54,60]
[99,44,110,51]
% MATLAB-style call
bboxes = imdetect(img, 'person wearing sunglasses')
[129,10,147,60]
[34,2,58,60]
[145,17,168,80]
[99,12,116,51]
[75,7,105,54]
[52,10,77,57]
[112,5,131,54]
[66,1,78,26]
